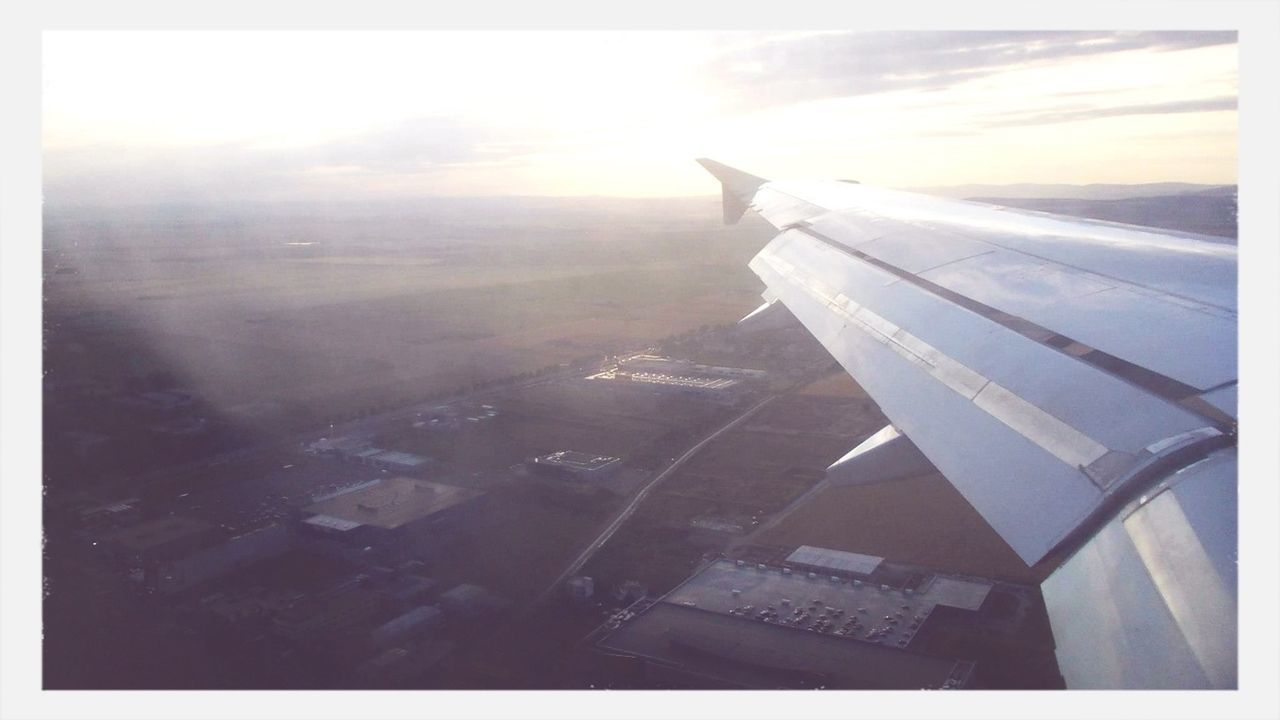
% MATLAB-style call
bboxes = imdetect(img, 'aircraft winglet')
[696,159,767,225]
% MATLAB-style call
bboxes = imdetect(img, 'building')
[620,355,768,380]
[152,523,291,595]
[784,545,884,578]
[528,451,622,482]
[298,476,484,549]
[359,449,435,475]
[590,554,993,689]
[371,605,444,648]
[307,437,434,475]
[585,355,766,399]
[375,574,438,612]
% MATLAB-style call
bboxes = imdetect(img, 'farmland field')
[44,198,771,437]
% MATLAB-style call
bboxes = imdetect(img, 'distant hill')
[966,194,1238,240]
[912,182,1236,201]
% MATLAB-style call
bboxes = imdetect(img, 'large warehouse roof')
[786,545,884,576]
[303,477,481,530]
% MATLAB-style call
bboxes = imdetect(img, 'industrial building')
[619,355,768,380]
[306,437,434,475]
[371,605,444,648]
[153,523,291,595]
[585,354,767,398]
[375,574,438,612]
[590,552,996,689]
[350,448,435,474]
[298,476,485,549]
[527,450,622,482]
[785,545,884,578]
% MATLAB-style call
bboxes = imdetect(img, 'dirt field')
[753,472,1050,585]
[428,483,618,600]
[741,393,885,437]
[798,371,870,398]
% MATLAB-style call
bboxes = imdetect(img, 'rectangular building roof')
[786,545,884,576]
[303,514,364,532]
[925,577,993,611]
[535,451,621,471]
[369,450,430,467]
[303,477,481,530]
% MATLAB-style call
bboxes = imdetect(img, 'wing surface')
[699,159,1237,565]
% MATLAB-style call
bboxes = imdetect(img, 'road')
[529,392,780,609]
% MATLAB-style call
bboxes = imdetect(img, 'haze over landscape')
[31,28,1250,703]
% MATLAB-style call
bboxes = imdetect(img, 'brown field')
[798,371,870,398]
[679,427,860,477]
[429,483,617,599]
[742,393,885,437]
[753,472,1051,585]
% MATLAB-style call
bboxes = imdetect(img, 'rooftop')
[786,545,884,576]
[534,451,621,471]
[303,514,365,532]
[303,477,482,530]
[586,368,740,390]
[368,450,431,467]
[594,556,992,688]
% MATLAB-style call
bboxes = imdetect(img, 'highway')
[529,392,780,609]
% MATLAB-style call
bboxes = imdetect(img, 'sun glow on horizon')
[42,31,1237,203]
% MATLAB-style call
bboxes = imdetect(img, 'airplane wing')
[699,159,1237,688]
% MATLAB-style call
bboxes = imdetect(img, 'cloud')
[706,31,1237,109]
[44,115,544,204]
[312,116,521,173]
[978,95,1238,128]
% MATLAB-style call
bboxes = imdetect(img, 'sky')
[41,30,1238,203]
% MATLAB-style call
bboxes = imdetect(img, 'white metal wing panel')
[850,228,995,274]
[760,231,1212,456]
[914,248,1117,312]
[750,228,1224,562]
[1027,286,1237,392]
[769,179,1237,302]
[749,178,1237,395]
[750,248,1102,563]
[748,185,828,228]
